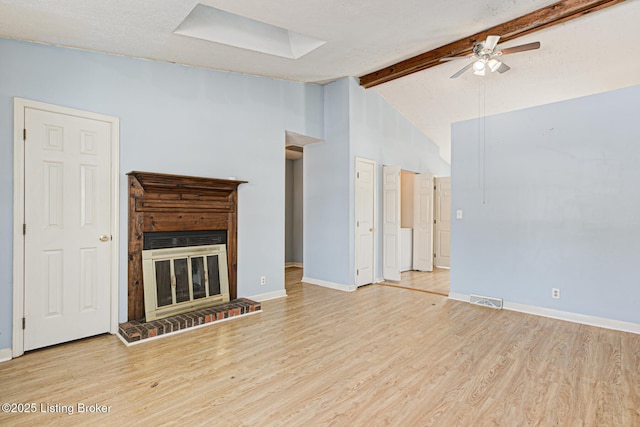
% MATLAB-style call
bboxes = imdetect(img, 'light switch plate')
[456,210,463,219]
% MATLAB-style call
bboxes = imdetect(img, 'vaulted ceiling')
[1,0,639,163]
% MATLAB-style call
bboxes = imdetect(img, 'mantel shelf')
[127,171,247,194]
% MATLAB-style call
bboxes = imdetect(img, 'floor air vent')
[469,294,503,309]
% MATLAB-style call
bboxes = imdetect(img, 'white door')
[355,158,375,286]
[382,165,401,281]
[413,173,434,272]
[434,177,451,268]
[23,106,113,351]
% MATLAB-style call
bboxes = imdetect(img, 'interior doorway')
[382,167,434,280]
[285,148,304,269]
[284,130,322,275]
[381,166,451,296]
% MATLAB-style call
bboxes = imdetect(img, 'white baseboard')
[301,276,357,292]
[375,277,385,284]
[448,292,468,303]
[248,289,288,302]
[504,301,640,334]
[448,293,640,335]
[285,262,303,268]
[0,347,12,362]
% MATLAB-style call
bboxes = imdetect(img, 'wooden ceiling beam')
[359,0,626,88]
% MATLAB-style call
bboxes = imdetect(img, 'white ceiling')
[1,0,639,164]
[376,1,640,163]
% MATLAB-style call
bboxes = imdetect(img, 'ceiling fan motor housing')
[449,36,539,78]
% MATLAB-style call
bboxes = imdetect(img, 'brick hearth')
[118,298,261,344]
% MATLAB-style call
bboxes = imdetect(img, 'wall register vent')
[470,294,503,309]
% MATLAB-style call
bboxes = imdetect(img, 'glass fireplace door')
[142,245,229,321]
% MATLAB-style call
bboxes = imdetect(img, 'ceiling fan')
[441,36,540,78]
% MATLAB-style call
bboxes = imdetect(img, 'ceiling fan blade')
[485,35,500,51]
[439,56,468,62]
[450,62,473,79]
[496,62,511,74]
[499,41,541,55]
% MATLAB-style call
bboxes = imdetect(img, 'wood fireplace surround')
[127,171,246,321]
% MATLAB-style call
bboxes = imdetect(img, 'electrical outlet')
[456,210,463,219]
[552,288,560,299]
[260,276,266,285]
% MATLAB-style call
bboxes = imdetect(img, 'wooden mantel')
[127,171,247,321]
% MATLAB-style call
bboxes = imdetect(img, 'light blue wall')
[451,84,640,324]
[304,78,351,284]
[0,38,323,348]
[348,78,450,280]
[349,78,449,176]
[304,78,450,286]
[0,38,455,350]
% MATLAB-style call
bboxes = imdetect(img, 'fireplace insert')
[142,244,230,321]
[143,230,227,250]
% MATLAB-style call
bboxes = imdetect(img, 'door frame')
[354,157,377,286]
[12,97,120,358]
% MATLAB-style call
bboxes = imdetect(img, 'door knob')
[99,234,110,242]
[369,227,375,232]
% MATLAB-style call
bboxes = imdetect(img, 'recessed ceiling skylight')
[174,4,326,59]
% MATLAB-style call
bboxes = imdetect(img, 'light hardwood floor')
[1,267,639,426]
[379,268,450,296]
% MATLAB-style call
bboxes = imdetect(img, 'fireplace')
[127,171,246,321]
[140,230,229,320]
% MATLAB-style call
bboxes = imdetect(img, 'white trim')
[302,276,357,292]
[109,114,120,335]
[447,292,470,303]
[285,262,303,268]
[434,266,451,270]
[448,292,640,335]
[503,301,640,335]
[116,310,262,347]
[12,98,120,357]
[248,289,288,302]
[354,157,377,286]
[12,98,25,358]
[0,348,12,363]
[375,277,385,283]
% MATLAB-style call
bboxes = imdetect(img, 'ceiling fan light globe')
[473,68,485,76]
[488,59,501,72]
[472,60,485,72]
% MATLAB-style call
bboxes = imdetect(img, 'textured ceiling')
[374,0,640,163]
[1,0,639,164]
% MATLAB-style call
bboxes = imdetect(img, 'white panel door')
[355,158,375,287]
[434,177,451,268]
[382,165,401,281]
[24,107,112,351]
[413,173,434,272]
